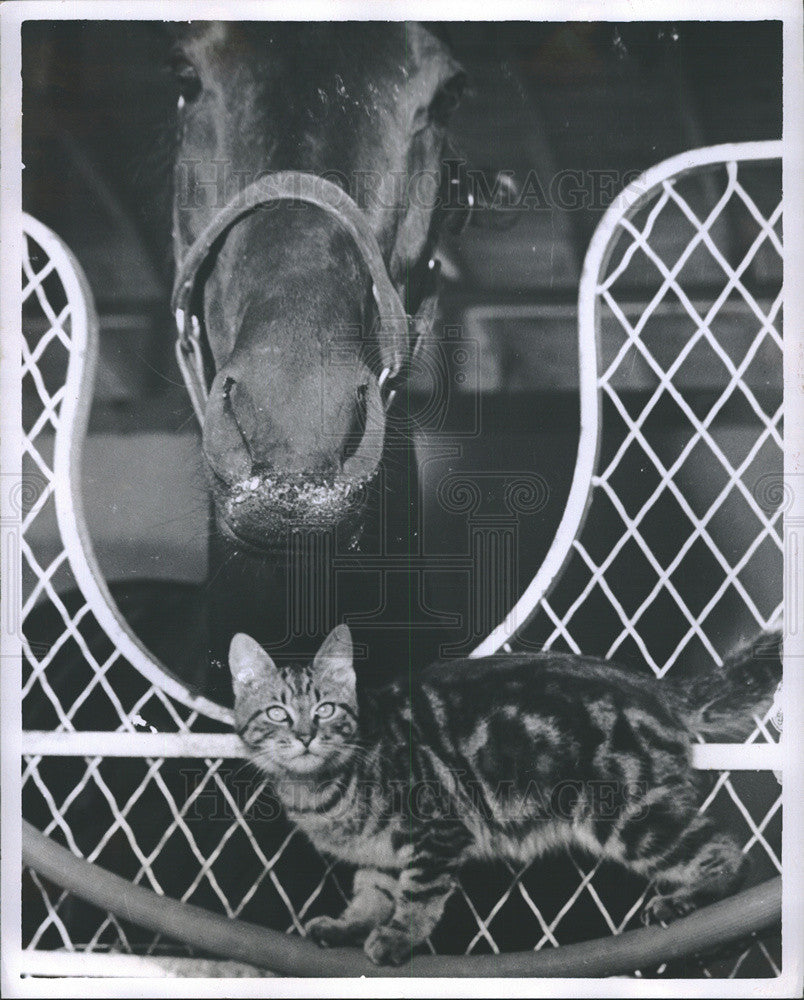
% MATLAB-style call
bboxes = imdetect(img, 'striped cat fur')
[229,625,782,966]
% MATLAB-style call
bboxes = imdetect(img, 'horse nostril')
[341,384,369,465]
[219,375,256,464]
[355,384,369,431]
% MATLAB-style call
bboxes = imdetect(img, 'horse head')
[169,22,464,550]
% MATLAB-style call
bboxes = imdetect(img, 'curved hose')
[23,821,780,978]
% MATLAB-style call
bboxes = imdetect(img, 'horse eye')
[428,74,466,127]
[168,52,202,102]
[266,705,289,724]
[315,702,336,719]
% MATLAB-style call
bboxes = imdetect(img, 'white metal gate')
[20,142,783,977]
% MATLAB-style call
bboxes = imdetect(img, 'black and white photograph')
[1,1,802,993]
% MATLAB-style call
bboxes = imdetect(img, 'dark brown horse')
[168,22,466,692]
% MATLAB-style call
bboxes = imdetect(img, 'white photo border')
[1,2,802,997]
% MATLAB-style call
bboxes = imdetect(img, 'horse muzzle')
[207,375,386,545]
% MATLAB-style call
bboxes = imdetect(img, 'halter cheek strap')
[172,171,438,426]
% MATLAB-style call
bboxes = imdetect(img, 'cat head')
[228,625,359,778]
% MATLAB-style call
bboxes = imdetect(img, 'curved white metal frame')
[471,139,784,658]
[23,214,232,725]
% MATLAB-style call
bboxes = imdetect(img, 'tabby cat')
[229,625,781,966]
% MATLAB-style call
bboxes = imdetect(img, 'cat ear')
[229,633,278,691]
[313,625,355,695]
[314,624,353,666]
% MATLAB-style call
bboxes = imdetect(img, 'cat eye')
[266,705,290,724]
[315,702,336,719]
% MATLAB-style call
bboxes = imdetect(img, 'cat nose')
[297,733,314,748]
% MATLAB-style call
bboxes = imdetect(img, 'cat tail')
[672,629,783,739]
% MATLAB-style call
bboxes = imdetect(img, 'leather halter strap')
[172,171,438,426]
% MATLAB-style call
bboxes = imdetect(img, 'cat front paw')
[363,925,411,966]
[641,893,696,925]
[305,915,361,948]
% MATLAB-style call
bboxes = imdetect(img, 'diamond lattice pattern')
[21,152,783,977]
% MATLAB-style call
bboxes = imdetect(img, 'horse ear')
[229,633,278,690]
[313,626,355,693]
[405,23,465,121]
[409,22,464,84]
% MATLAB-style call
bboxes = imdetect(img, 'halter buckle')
[378,366,399,411]
[175,311,208,425]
